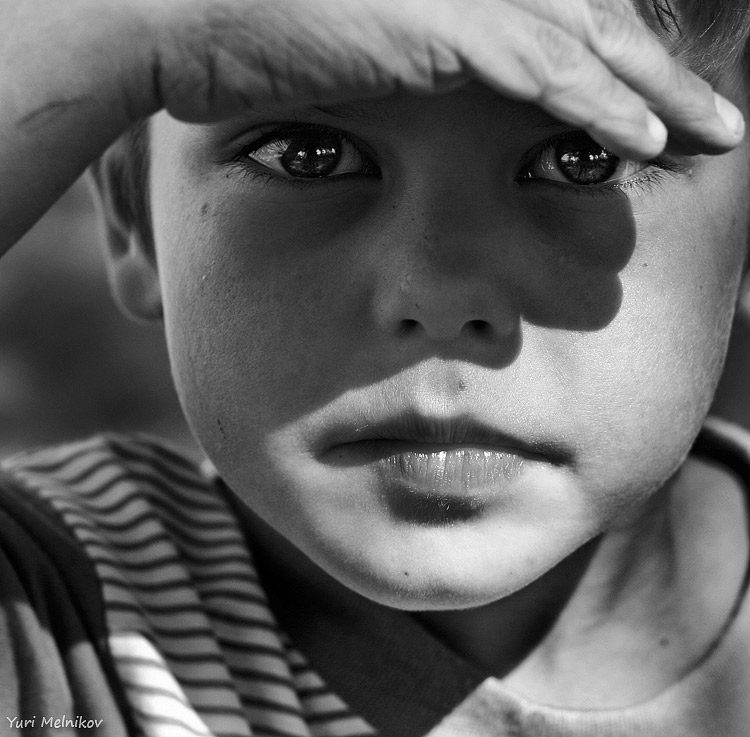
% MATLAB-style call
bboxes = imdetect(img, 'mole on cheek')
[216,417,227,440]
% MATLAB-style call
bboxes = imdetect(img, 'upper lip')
[321,411,569,464]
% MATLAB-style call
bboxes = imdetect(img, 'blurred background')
[0,178,197,459]
[0,178,748,461]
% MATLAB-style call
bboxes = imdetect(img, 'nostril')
[464,319,493,338]
[399,318,422,336]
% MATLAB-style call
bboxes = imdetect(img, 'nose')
[371,229,519,344]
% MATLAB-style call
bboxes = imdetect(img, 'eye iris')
[281,133,342,178]
[556,140,619,185]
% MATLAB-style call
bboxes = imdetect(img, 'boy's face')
[144,73,750,609]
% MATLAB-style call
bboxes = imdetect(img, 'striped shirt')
[2,418,750,736]
[2,434,374,737]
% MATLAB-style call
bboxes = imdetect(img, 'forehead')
[150,14,750,158]
[147,0,750,173]
[149,91,578,182]
[199,85,563,140]
[312,83,565,132]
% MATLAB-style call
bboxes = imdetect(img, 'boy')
[1,0,750,734]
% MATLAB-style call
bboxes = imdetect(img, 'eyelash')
[228,124,681,195]
[516,130,681,197]
[229,123,379,189]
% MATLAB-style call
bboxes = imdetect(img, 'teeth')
[388,448,525,492]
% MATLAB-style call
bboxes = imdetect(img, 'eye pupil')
[556,139,619,185]
[281,133,342,178]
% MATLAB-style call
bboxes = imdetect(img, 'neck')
[414,535,603,678]
[417,457,748,707]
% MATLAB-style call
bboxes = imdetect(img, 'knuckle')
[544,67,630,128]
[585,0,640,53]
[586,0,636,35]
[534,22,587,77]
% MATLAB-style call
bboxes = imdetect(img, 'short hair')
[648,0,750,77]
[98,0,750,254]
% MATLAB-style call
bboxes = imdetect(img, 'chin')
[319,540,549,612]
[342,574,498,611]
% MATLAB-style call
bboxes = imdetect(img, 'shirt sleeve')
[0,470,134,736]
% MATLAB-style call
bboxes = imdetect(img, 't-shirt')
[0,417,749,737]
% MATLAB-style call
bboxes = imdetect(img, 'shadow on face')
[148,90,729,459]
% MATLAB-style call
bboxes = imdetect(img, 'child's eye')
[238,125,378,180]
[519,132,648,187]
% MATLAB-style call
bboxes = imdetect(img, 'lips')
[323,412,561,461]
[321,412,566,514]
[380,443,526,488]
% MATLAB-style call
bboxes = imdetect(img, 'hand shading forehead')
[201,86,570,151]
[312,95,566,136]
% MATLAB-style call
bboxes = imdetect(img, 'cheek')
[566,165,749,501]
[150,128,750,516]
[152,191,358,466]
[629,176,746,395]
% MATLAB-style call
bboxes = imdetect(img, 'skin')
[1,0,749,712]
[139,77,750,706]
[0,0,744,252]
[146,84,745,594]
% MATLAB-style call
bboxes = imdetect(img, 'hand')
[134,0,743,158]
[0,0,743,250]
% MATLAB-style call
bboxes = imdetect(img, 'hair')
[646,0,750,77]
[97,0,750,254]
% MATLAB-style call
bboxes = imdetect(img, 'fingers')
[578,0,744,154]
[449,0,744,159]
[450,2,667,159]
[105,0,745,164]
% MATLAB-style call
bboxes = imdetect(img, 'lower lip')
[331,441,528,497]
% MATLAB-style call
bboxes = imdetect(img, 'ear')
[87,144,162,324]
[738,250,750,324]
[739,274,750,323]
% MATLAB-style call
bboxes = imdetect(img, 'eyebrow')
[310,95,566,133]
[211,88,569,148]
[310,101,400,129]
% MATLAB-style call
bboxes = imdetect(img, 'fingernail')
[646,112,668,151]
[714,93,745,139]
